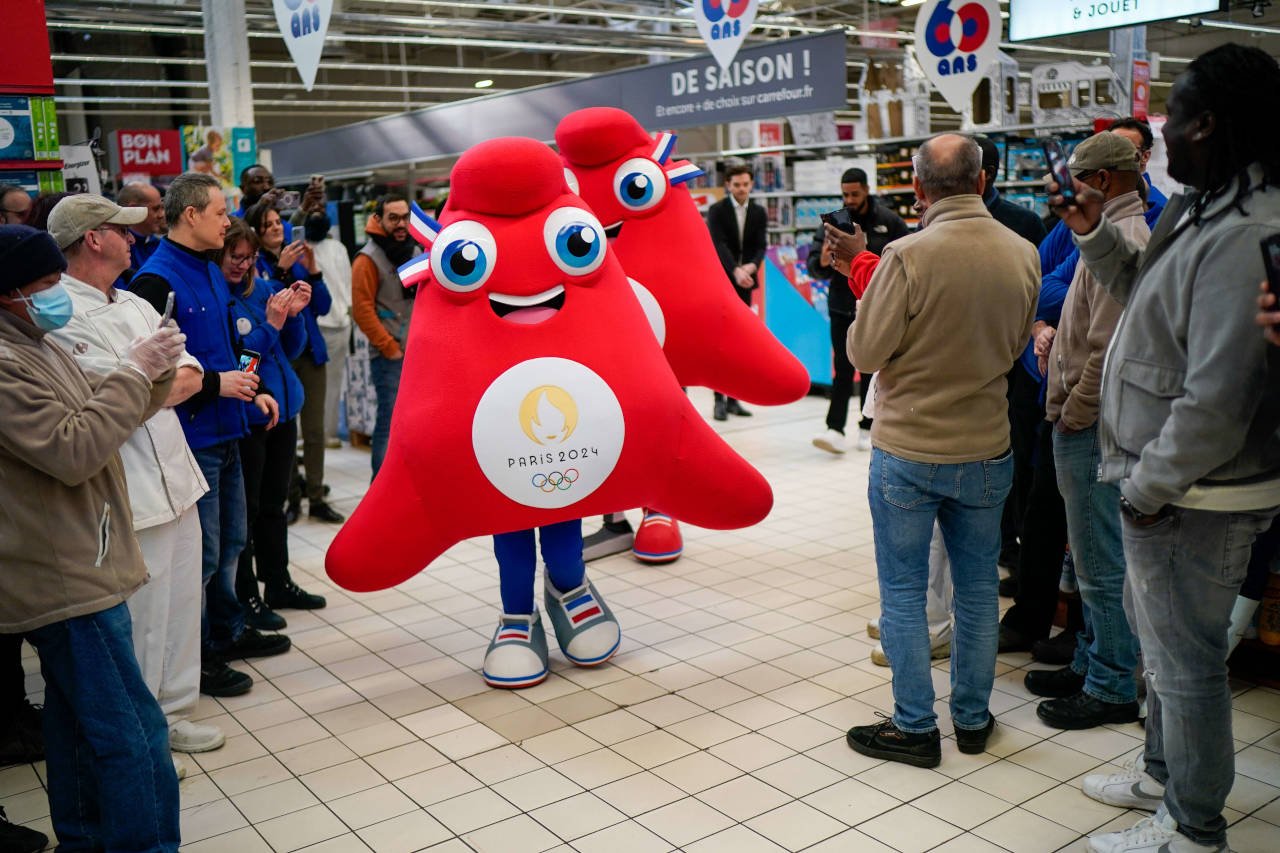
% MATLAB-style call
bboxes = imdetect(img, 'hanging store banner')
[273,0,332,91]
[268,31,847,181]
[913,0,1002,114]
[1009,0,1223,42]
[694,0,760,70]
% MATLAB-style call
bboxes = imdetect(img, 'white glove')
[124,325,187,381]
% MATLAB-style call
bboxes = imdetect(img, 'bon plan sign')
[913,0,1002,114]
[109,130,183,176]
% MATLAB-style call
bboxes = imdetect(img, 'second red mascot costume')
[326,137,773,686]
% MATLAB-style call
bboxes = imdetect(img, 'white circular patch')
[472,358,624,509]
[0,119,13,149]
[627,278,665,347]
[236,316,253,336]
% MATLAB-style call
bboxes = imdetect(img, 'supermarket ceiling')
[44,0,1280,144]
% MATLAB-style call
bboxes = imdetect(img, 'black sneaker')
[1032,629,1078,665]
[0,805,47,853]
[200,660,253,697]
[265,581,327,611]
[307,501,346,524]
[998,575,1018,598]
[1037,691,1140,730]
[997,624,1036,654]
[846,714,941,768]
[0,722,42,767]
[285,500,301,526]
[222,628,292,660]
[725,400,752,417]
[242,595,287,631]
[1025,665,1086,698]
[954,713,996,754]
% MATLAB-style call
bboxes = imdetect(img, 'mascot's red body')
[556,107,809,404]
[325,137,773,592]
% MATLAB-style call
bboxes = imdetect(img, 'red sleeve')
[846,251,880,299]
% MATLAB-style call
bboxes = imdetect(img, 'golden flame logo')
[519,385,578,445]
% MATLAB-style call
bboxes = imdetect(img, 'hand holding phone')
[237,349,262,376]
[1041,139,1076,206]
[820,207,856,234]
[159,291,176,328]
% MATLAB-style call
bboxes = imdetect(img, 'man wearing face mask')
[351,194,420,477]
[304,211,352,451]
[0,223,185,852]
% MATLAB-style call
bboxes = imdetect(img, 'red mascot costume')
[556,107,809,564]
[326,137,773,687]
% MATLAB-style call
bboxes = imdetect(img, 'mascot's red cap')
[450,137,569,217]
[555,107,651,168]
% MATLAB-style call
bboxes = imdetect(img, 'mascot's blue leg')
[538,518,586,593]
[492,528,537,615]
[484,528,549,688]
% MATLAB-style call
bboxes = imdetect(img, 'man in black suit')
[706,164,768,421]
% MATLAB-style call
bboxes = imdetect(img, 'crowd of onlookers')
[0,163,418,852]
[2,41,1279,853]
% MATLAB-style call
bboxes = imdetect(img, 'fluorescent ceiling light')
[474,79,494,89]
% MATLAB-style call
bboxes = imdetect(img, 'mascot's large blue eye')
[612,158,667,212]
[430,221,496,293]
[543,207,607,277]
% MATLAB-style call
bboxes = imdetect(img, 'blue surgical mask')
[18,282,74,331]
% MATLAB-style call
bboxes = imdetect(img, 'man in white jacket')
[45,194,224,771]
[303,210,352,448]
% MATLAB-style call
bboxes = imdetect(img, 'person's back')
[852,196,1038,463]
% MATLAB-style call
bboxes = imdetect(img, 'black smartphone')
[1263,235,1280,303]
[820,207,856,234]
[1041,138,1076,206]
[238,349,261,375]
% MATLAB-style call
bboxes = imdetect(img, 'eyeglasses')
[380,212,408,225]
[96,223,131,238]
[227,252,258,267]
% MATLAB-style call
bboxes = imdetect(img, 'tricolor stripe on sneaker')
[496,625,530,642]
[565,592,603,626]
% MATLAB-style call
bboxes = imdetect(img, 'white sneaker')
[169,720,226,754]
[172,755,187,781]
[870,635,952,667]
[857,428,872,451]
[812,429,847,455]
[866,617,880,640]
[1088,812,1229,852]
[1082,752,1165,811]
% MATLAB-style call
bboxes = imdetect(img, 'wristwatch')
[1119,495,1168,526]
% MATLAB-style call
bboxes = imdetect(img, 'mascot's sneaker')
[482,612,549,689]
[632,510,683,564]
[545,578,621,666]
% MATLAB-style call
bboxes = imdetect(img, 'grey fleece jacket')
[1077,163,1280,514]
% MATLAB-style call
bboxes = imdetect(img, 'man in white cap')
[46,194,225,773]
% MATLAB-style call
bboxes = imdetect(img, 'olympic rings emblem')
[531,469,580,493]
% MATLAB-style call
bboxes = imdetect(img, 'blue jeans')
[869,448,1012,733]
[26,603,180,852]
[1123,505,1278,846]
[193,441,247,655]
[1053,425,1138,703]
[369,353,403,479]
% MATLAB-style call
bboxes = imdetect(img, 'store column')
[203,0,255,128]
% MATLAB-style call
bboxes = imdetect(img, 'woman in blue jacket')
[220,219,326,630]
[244,203,342,525]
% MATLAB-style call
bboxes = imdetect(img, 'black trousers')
[715,282,757,408]
[1001,420,1069,640]
[0,633,25,726]
[237,418,298,600]
[827,309,872,433]
[1002,362,1044,562]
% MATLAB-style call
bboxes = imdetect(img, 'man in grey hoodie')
[1054,44,1280,853]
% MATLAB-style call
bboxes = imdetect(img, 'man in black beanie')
[0,224,186,852]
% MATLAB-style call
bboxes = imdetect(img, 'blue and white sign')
[914,0,1003,113]
[1010,0,1222,41]
[273,0,332,91]
[694,0,759,71]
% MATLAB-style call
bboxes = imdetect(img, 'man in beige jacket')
[0,223,185,851]
[845,134,1038,768]
[1028,133,1151,731]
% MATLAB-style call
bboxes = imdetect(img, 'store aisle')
[5,390,1279,852]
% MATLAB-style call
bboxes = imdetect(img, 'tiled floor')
[5,389,1280,852]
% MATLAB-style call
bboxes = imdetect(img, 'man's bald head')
[913,133,984,203]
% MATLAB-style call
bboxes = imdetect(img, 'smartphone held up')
[1041,138,1077,207]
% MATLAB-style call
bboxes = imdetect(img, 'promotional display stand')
[0,1,63,197]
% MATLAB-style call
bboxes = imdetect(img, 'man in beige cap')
[46,194,225,773]
[1024,132,1151,731]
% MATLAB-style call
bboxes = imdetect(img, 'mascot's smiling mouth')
[490,285,566,324]
[604,222,623,240]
